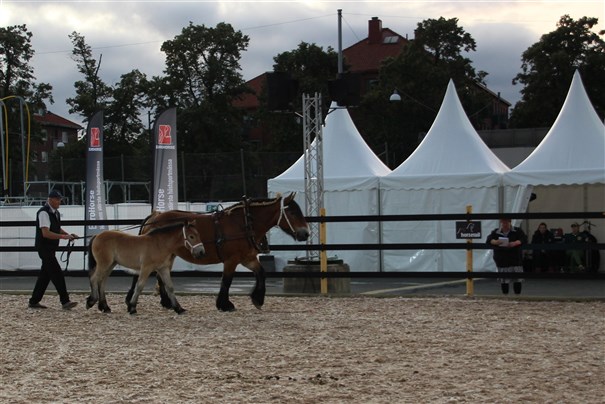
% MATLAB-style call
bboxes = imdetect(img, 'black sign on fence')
[456,221,482,239]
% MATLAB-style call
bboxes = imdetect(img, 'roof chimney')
[368,17,382,44]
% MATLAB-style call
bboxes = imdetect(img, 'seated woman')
[531,222,554,273]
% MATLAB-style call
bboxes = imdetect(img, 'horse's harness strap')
[243,197,270,254]
[277,196,296,236]
[209,197,270,256]
[213,211,225,261]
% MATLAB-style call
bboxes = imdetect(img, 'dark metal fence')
[1,211,603,279]
[36,151,301,204]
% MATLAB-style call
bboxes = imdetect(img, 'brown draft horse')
[87,221,204,314]
[126,193,310,312]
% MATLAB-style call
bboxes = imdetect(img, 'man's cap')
[571,222,580,227]
[48,189,63,199]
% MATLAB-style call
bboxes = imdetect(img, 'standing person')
[28,190,79,310]
[486,218,527,295]
[531,222,554,272]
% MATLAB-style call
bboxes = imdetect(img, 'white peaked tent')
[503,70,605,270]
[505,70,604,185]
[380,80,524,272]
[267,102,391,271]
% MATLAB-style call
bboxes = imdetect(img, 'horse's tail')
[88,235,97,276]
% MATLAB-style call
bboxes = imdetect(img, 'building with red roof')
[234,17,510,146]
[30,111,82,181]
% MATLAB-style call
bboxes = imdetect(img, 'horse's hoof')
[252,300,264,310]
[175,307,187,315]
[102,307,111,313]
[217,300,236,312]
[129,309,137,315]
[160,300,173,309]
[251,293,265,309]
[86,298,94,310]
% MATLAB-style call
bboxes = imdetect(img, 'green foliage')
[66,31,112,118]
[0,24,53,194]
[273,42,339,97]
[249,42,339,152]
[66,32,150,156]
[414,17,476,63]
[105,69,149,144]
[153,22,250,153]
[510,15,605,127]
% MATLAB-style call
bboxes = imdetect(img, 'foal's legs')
[96,267,113,313]
[128,268,152,314]
[126,274,172,309]
[86,263,113,313]
[86,266,100,309]
[155,267,185,314]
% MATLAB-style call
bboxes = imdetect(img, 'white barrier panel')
[1,202,249,272]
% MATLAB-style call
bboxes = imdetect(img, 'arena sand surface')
[1,294,604,403]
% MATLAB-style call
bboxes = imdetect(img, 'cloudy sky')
[1,1,603,127]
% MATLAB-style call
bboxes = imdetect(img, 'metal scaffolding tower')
[302,93,324,260]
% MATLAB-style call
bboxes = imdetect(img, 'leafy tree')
[0,24,53,106]
[66,32,148,159]
[0,24,53,194]
[510,15,605,127]
[154,22,250,153]
[354,17,490,167]
[106,69,149,145]
[273,42,340,97]
[61,32,152,201]
[252,42,339,152]
[66,31,112,119]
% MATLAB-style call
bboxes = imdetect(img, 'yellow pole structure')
[466,205,474,296]
[1,96,31,194]
[320,207,328,294]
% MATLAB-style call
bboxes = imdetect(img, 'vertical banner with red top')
[152,107,178,212]
[85,111,108,241]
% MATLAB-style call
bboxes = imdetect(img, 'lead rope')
[61,238,75,272]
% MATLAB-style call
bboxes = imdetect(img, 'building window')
[41,129,47,141]
[62,131,69,143]
[41,151,48,163]
[32,151,38,162]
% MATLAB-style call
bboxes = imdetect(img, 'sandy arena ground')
[1,294,604,403]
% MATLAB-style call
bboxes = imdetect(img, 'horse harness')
[211,197,270,261]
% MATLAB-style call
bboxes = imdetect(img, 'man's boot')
[513,282,522,295]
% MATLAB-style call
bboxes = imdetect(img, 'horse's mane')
[222,195,285,215]
[146,222,185,236]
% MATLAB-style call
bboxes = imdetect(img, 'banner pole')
[466,205,474,296]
